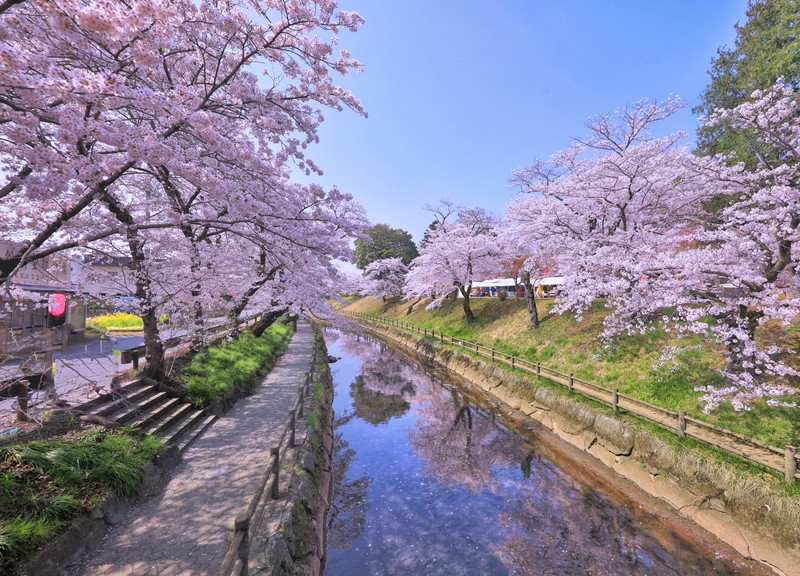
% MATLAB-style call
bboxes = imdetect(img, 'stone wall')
[365,324,800,576]
[261,328,334,576]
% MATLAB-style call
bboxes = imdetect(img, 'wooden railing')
[218,340,318,576]
[343,311,799,484]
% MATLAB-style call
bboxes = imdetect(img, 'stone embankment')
[360,321,800,576]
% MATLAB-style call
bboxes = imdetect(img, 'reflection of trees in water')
[494,464,736,576]
[349,375,410,425]
[345,340,419,426]
[328,432,371,550]
[408,377,531,493]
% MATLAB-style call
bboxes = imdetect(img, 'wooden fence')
[343,311,799,484]
[218,341,318,576]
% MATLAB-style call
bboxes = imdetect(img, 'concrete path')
[66,320,315,576]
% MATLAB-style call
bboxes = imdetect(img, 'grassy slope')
[344,297,799,452]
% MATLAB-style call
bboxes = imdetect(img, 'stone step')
[159,408,209,448]
[95,384,160,418]
[76,379,147,413]
[101,389,167,422]
[174,414,217,454]
[126,396,182,431]
[142,403,195,437]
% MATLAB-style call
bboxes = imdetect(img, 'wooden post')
[451,336,455,344]
[235,514,250,576]
[132,350,139,370]
[536,362,541,378]
[678,410,686,437]
[475,343,479,353]
[511,356,515,369]
[270,447,280,499]
[491,349,495,360]
[16,381,29,422]
[440,333,444,343]
[288,412,296,448]
[613,388,619,412]
[786,446,797,484]
[569,372,574,391]
[298,386,305,417]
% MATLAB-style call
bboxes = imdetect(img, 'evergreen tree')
[354,224,419,269]
[694,0,800,167]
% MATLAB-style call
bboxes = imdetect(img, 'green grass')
[344,297,799,451]
[0,426,162,574]
[178,320,294,406]
[86,312,143,332]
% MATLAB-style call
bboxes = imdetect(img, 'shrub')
[0,428,162,574]
[86,312,143,332]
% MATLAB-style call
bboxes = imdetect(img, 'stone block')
[302,449,316,474]
[551,397,596,434]
[24,516,106,575]
[533,386,556,410]
[594,414,635,456]
[100,493,128,525]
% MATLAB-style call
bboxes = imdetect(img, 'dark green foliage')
[181,321,293,406]
[0,428,162,574]
[694,0,800,166]
[354,224,419,269]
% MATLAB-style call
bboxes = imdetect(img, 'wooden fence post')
[298,386,305,417]
[491,349,495,360]
[511,357,515,369]
[678,410,686,437]
[569,372,574,391]
[16,381,29,422]
[536,362,540,378]
[235,514,250,576]
[786,446,797,484]
[270,447,280,499]
[613,388,619,412]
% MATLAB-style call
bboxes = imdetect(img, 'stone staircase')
[75,379,216,453]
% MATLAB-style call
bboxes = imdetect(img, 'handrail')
[218,334,318,576]
[342,311,798,484]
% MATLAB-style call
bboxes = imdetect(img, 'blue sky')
[306,1,749,243]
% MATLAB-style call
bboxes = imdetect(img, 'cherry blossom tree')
[360,257,408,301]
[509,91,799,411]
[404,203,507,323]
[0,0,368,380]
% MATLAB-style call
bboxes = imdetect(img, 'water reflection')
[324,328,765,576]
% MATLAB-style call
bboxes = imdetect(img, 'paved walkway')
[67,320,315,576]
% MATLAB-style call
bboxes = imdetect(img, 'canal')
[323,327,769,575]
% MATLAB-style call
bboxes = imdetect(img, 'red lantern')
[48,292,67,326]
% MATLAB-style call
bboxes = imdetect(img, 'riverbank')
[341,297,799,482]
[350,317,800,576]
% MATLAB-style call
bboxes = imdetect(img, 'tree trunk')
[521,271,539,329]
[187,238,205,351]
[101,193,166,381]
[406,296,422,315]
[723,304,761,380]
[459,286,475,323]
